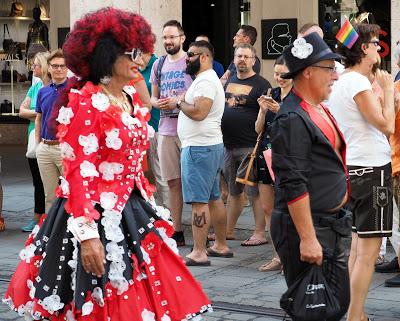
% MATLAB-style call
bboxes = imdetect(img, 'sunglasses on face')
[124,48,142,62]
[187,51,202,58]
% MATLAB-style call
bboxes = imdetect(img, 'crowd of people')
[1,6,400,321]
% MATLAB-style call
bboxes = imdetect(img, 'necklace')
[304,99,325,116]
[100,84,132,113]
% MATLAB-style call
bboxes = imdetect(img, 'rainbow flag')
[336,19,359,49]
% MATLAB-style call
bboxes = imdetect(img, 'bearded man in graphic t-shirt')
[221,43,271,246]
[150,20,193,246]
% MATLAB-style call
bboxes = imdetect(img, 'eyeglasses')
[162,35,183,41]
[368,40,380,47]
[234,54,254,60]
[50,64,66,70]
[187,51,202,58]
[124,48,142,62]
[311,65,338,74]
[31,63,41,69]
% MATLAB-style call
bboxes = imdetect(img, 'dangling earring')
[100,75,111,85]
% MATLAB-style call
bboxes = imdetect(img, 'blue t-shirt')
[140,54,160,132]
[213,60,224,78]
[35,80,67,140]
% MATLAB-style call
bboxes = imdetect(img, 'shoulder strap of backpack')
[156,55,167,93]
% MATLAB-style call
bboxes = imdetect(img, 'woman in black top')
[255,56,292,272]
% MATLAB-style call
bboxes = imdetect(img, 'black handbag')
[280,264,340,321]
[1,62,18,82]
[3,24,22,59]
[235,131,263,186]
[0,100,12,114]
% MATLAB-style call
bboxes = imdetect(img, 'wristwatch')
[176,100,183,109]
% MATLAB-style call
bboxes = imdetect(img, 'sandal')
[258,257,281,272]
[0,217,5,232]
[241,236,268,246]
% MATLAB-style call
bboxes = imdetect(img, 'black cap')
[281,32,343,79]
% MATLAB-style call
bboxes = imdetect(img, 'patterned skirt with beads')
[3,192,212,321]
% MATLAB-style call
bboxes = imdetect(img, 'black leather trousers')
[271,211,350,321]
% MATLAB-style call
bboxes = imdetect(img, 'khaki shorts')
[158,134,181,182]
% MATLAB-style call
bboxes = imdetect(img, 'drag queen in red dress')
[3,8,211,321]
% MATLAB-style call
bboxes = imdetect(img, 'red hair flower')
[141,232,162,257]
[154,220,174,238]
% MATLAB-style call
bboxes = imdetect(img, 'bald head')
[298,23,324,38]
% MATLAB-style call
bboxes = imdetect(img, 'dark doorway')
[182,0,240,69]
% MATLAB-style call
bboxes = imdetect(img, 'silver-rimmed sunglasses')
[124,48,142,62]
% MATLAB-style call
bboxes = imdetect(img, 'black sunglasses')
[187,51,202,58]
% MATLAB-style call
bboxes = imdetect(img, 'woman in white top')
[329,23,395,321]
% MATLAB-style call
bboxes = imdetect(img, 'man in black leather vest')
[269,32,351,321]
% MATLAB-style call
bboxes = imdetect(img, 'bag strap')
[156,54,167,94]
[243,131,264,181]
[4,24,10,38]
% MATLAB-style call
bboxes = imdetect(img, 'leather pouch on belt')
[332,208,352,237]
[317,208,352,238]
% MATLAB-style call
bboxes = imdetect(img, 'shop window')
[319,0,391,71]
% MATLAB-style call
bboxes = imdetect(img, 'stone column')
[49,0,70,50]
[69,0,181,55]
[391,0,400,76]
[250,0,318,84]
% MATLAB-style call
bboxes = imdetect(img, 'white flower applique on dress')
[91,287,105,307]
[122,85,136,96]
[27,280,36,299]
[81,301,94,316]
[91,92,110,112]
[100,192,118,210]
[147,125,155,139]
[98,162,124,181]
[19,244,37,262]
[60,142,76,160]
[80,161,99,178]
[291,37,313,59]
[105,129,122,150]
[56,106,74,125]
[59,176,70,195]
[141,309,156,321]
[121,111,142,129]
[79,133,99,155]
[40,294,64,314]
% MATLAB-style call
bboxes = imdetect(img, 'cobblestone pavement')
[1,145,400,321]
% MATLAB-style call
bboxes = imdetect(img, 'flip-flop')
[184,257,211,266]
[241,236,268,247]
[206,247,234,258]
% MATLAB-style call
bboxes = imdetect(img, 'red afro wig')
[63,7,155,79]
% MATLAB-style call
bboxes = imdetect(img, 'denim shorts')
[181,143,224,204]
